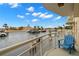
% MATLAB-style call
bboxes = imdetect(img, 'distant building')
[17,26,33,30]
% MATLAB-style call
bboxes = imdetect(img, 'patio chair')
[58,34,76,54]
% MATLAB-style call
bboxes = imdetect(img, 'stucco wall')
[74,17,79,45]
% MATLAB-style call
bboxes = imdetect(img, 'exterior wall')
[67,16,79,46]
[74,17,79,45]
[74,4,79,17]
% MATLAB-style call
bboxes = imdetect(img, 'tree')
[41,26,44,30]
[27,24,30,27]
[34,26,37,30]
[37,26,41,30]
[10,27,17,30]
[18,27,24,30]
[3,24,8,30]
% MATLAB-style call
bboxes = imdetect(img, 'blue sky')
[0,3,68,28]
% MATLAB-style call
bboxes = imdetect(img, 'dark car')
[27,30,40,34]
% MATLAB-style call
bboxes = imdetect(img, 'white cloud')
[44,14,53,18]
[17,15,25,19]
[27,6,34,12]
[55,16,62,20]
[32,12,42,17]
[39,14,46,18]
[32,13,39,17]
[8,3,19,8]
[25,13,30,15]
[32,19,38,22]
[39,13,53,18]
[0,3,20,8]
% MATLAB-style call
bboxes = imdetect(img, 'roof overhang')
[43,3,79,17]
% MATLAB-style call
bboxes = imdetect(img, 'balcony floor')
[44,48,79,56]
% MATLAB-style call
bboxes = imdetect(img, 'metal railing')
[0,32,57,56]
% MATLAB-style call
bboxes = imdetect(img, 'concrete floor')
[44,48,79,56]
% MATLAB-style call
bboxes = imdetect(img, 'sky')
[0,3,68,28]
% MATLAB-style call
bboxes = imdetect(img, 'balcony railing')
[0,32,58,56]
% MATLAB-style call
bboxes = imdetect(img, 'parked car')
[41,30,46,32]
[39,30,46,32]
[0,31,8,37]
[27,30,40,34]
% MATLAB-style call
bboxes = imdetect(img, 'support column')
[74,17,79,45]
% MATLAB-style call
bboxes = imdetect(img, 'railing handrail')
[0,33,50,55]
[18,41,41,56]
[18,36,51,56]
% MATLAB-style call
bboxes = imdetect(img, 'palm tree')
[3,24,8,30]
[37,26,40,30]
[34,26,37,30]
[41,26,43,30]
[27,24,30,27]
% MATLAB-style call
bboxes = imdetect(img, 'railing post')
[58,40,60,48]
[39,38,43,56]
[48,34,52,50]
[48,30,52,40]
[31,40,37,56]
[54,32,57,49]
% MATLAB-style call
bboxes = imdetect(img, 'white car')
[0,32,8,37]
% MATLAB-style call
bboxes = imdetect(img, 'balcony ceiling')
[43,3,79,17]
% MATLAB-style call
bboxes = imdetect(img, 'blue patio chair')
[58,34,76,54]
